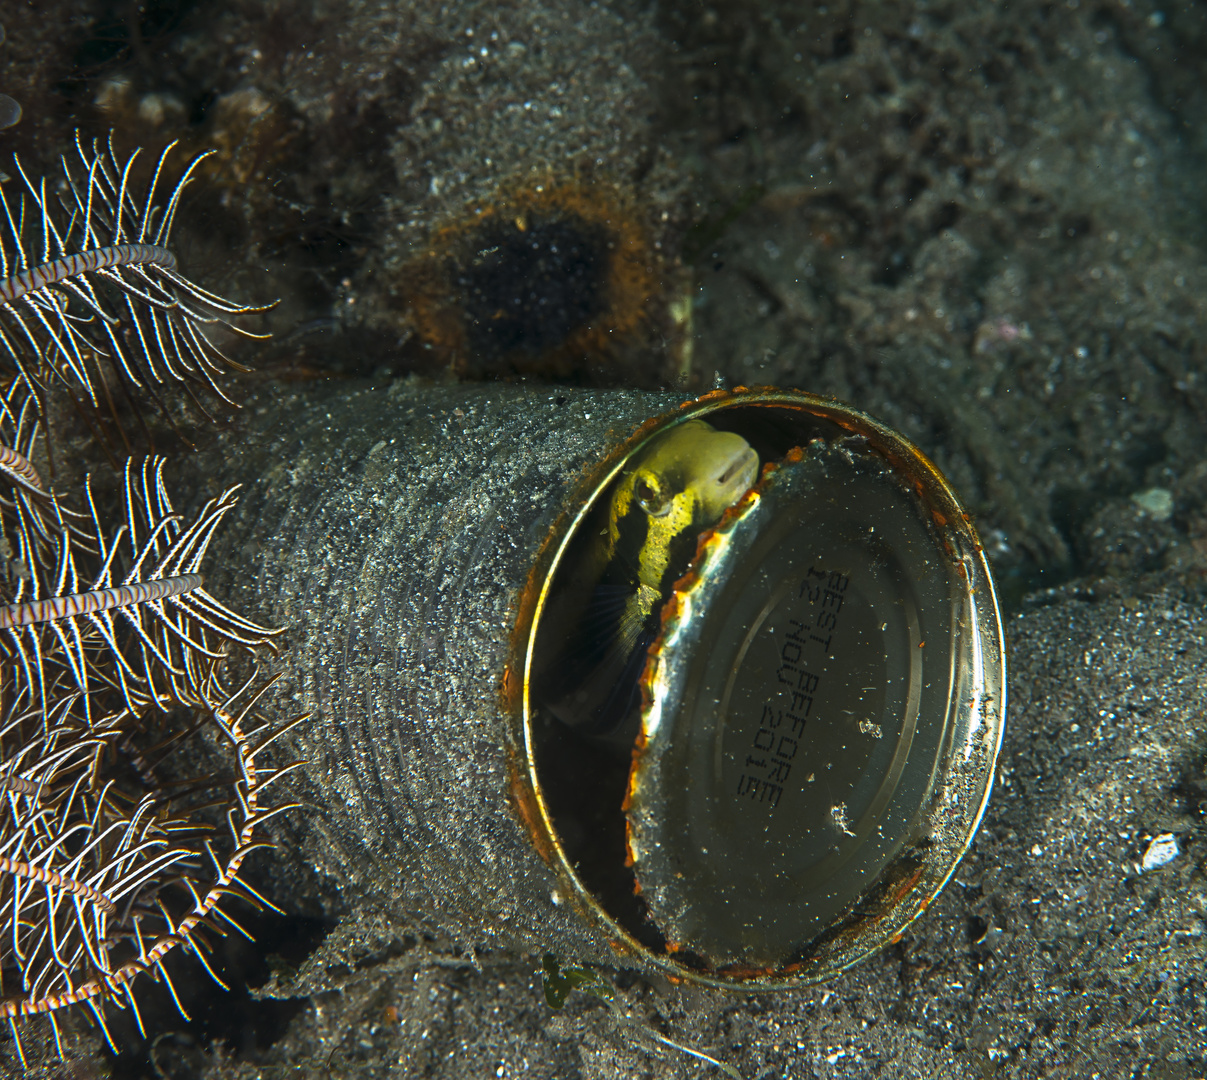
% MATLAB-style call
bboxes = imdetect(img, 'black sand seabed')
[1,0,1205,1076]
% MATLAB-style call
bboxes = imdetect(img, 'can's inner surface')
[524,393,1003,984]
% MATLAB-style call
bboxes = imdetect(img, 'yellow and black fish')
[546,419,759,737]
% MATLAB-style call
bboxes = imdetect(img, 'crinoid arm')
[0,425,292,1064]
[0,447,282,723]
[0,672,303,1069]
[0,132,277,463]
[0,129,300,1070]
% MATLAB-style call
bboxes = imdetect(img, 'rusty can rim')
[508,386,1007,988]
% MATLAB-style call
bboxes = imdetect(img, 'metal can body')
[198,380,1005,985]
[205,380,669,965]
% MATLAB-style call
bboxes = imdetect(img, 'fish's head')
[612,420,759,587]
[629,419,759,525]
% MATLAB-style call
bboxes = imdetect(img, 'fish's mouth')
[713,446,760,502]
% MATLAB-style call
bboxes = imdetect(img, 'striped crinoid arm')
[0,672,305,1064]
[0,131,276,458]
[0,382,95,551]
[86,456,284,711]
[0,453,282,721]
[0,492,114,723]
[0,452,296,1064]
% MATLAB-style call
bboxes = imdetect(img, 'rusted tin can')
[199,379,1005,987]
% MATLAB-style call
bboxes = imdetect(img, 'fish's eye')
[634,475,669,516]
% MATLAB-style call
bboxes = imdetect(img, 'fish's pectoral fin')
[616,583,661,656]
[543,625,655,736]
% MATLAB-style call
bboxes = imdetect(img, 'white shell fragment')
[1140,832,1179,872]
[1130,487,1173,521]
[0,94,20,129]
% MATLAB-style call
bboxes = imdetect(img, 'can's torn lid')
[625,439,963,971]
